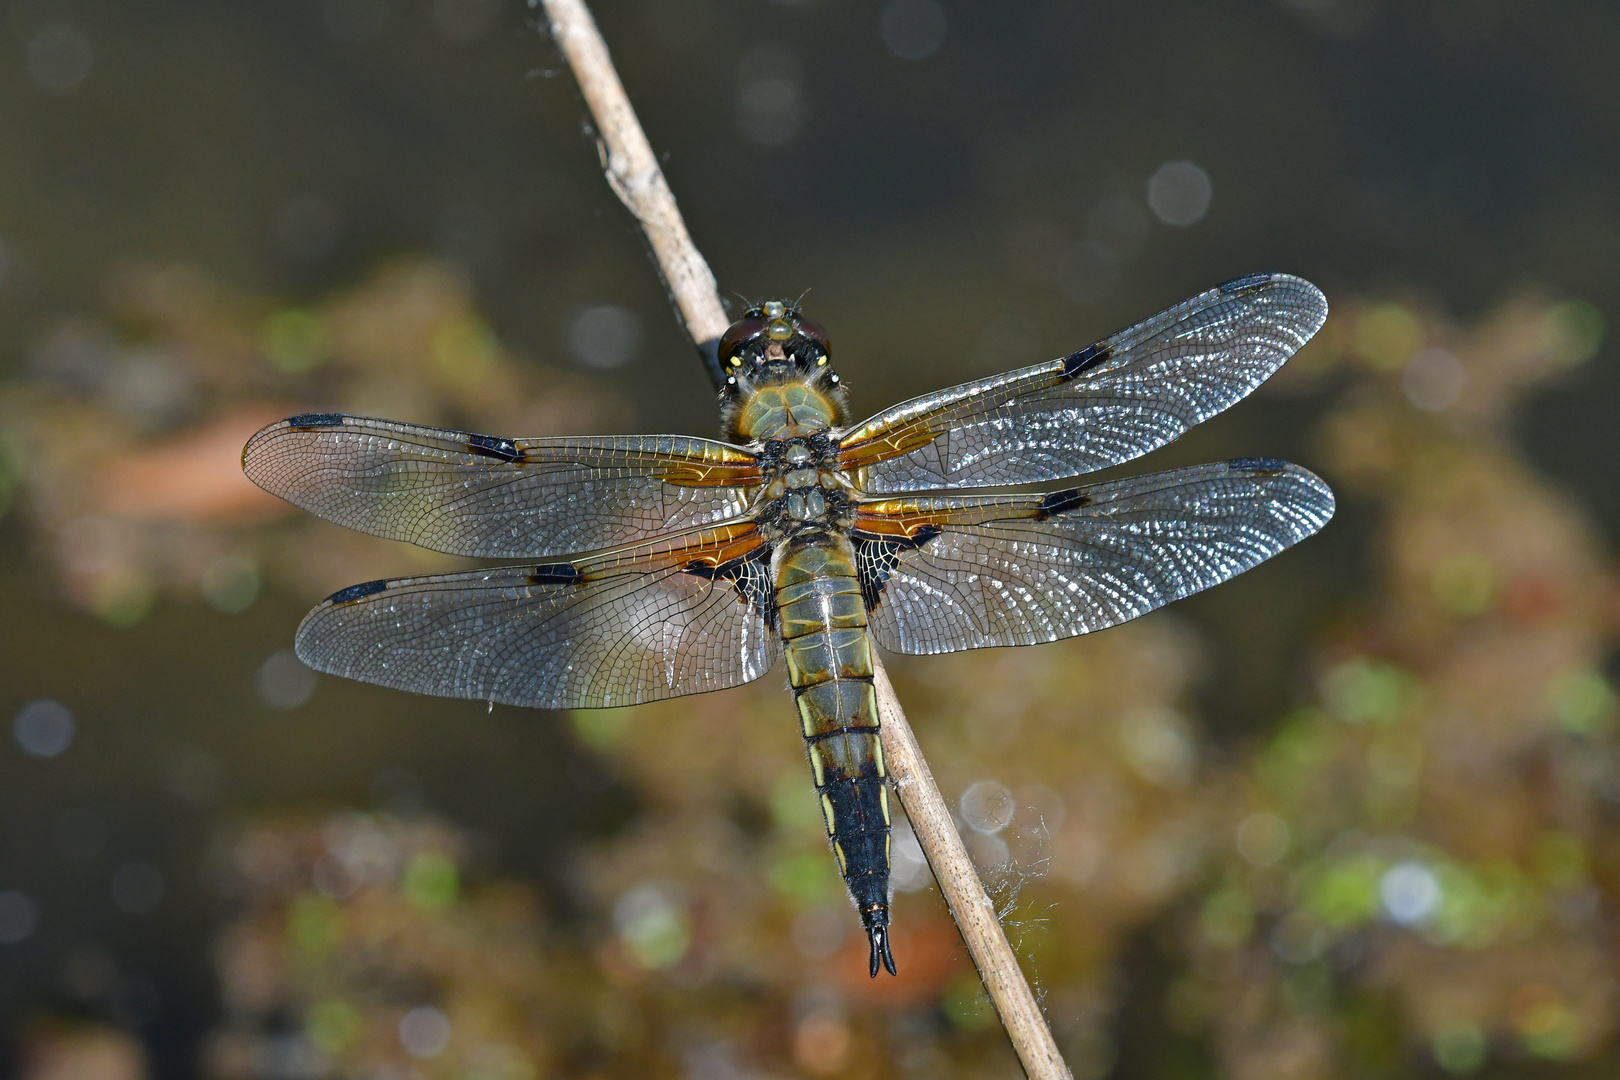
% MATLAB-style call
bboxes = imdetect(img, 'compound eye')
[793,316,831,353]
[718,316,768,365]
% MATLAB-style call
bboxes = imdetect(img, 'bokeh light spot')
[1540,299,1604,366]
[1321,657,1415,725]
[567,304,642,369]
[0,890,40,944]
[288,894,344,955]
[307,998,362,1055]
[613,883,692,969]
[1302,852,1385,928]
[1510,984,1580,1059]
[402,851,459,910]
[1146,161,1213,226]
[1117,706,1196,787]
[1352,303,1425,371]
[27,24,93,93]
[878,0,947,60]
[959,779,1014,833]
[201,554,261,614]
[1403,347,1466,410]
[1547,668,1618,736]
[257,650,317,710]
[965,830,1010,871]
[398,1005,452,1059]
[1380,861,1441,924]
[91,568,158,627]
[260,309,330,374]
[13,699,75,757]
[1235,812,1290,866]
[889,820,932,892]
[735,46,805,146]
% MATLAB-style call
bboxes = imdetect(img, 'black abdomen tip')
[867,925,898,978]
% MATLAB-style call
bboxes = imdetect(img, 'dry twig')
[537,1,1073,1076]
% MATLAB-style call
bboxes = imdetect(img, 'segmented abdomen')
[774,533,895,974]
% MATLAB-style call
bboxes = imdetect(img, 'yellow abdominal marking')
[821,794,837,834]
[809,743,826,786]
[880,785,890,824]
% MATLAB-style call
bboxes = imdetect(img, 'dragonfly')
[243,272,1334,978]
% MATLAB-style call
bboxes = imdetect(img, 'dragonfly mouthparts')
[867,924,898,978]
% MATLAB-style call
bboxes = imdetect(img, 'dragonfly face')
[719,299,849,444]
[244,273,1337,979]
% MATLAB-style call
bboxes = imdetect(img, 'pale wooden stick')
[537,2,1072,1076]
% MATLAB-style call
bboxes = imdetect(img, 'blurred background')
[2,0,1618,1077]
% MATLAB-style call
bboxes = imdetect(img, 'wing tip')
[1226,457,1337,528]
[1218,272,1329,330]
[242,412,352,479]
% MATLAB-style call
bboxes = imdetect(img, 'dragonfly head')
[719,299,839,390]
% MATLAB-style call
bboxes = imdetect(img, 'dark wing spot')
[852,525,942,610]
[327,578,390,605]
[466,433,526,463]
[1227,457,1288,474]
[287,413,347,430]
[1036,488,1092,519]
[1060,342,1112,380]
[528,563,584,586]
[1217,272,1274,295]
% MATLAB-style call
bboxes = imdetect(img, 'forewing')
[839,274,1327,492]
[295,522,780,708]
[243,413,763,558]
[853,459,1334,654]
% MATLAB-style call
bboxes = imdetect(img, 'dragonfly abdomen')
[773,533,897,977]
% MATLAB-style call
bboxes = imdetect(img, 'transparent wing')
[838,274,1327,492]
[852,459,1334,654]
[295,522,780,708]
[243,413,763,558]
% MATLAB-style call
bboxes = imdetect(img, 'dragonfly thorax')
[753,434,853,537]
